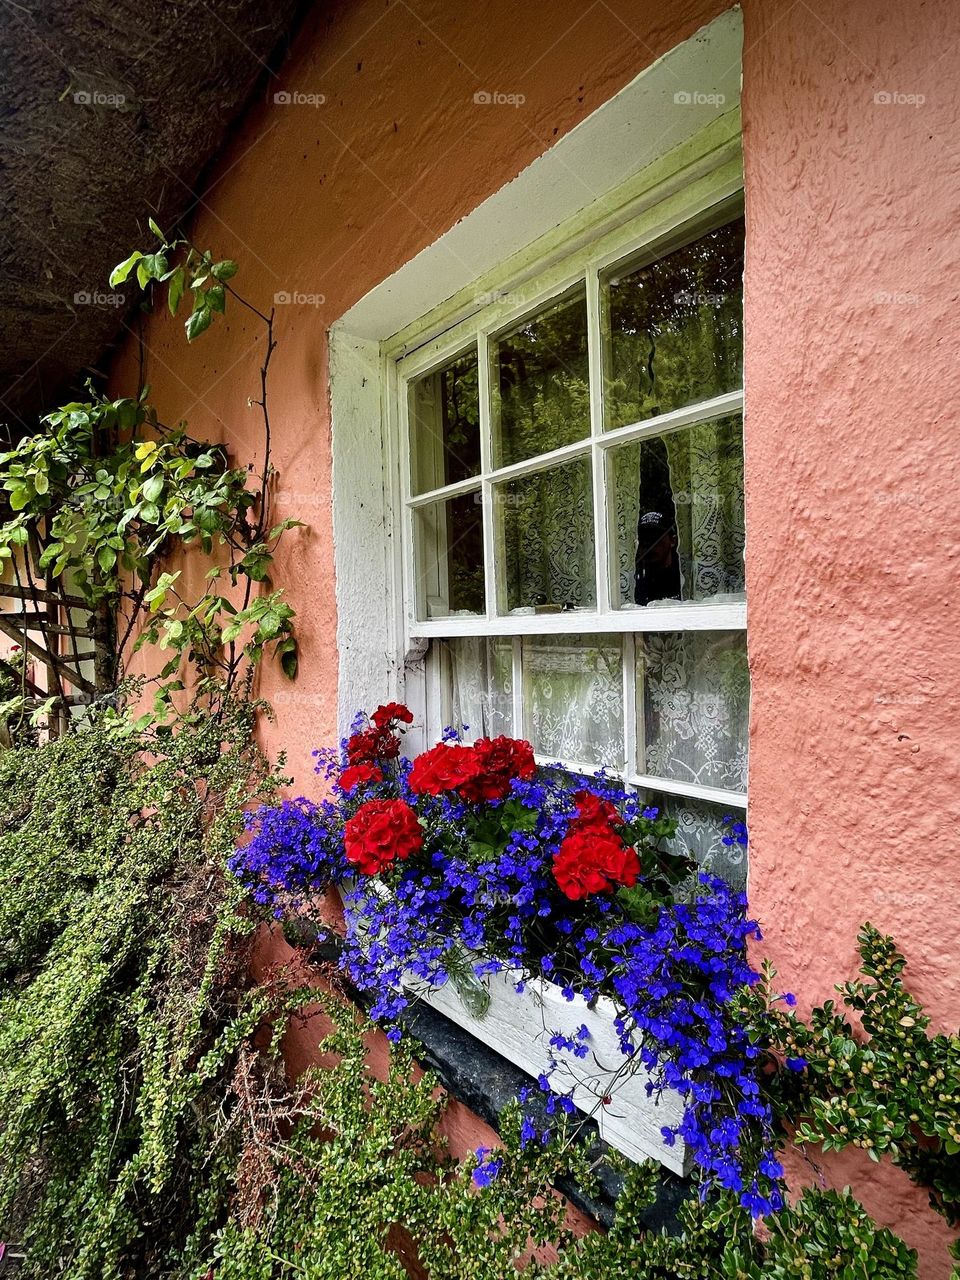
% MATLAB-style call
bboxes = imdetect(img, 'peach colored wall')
[742,2,960,1272]
[112,0,960,1273]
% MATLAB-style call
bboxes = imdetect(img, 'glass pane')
[602,216,744,431]
[609,413,744,607]
[497,456,595,612]
[492,287,590,467]
[440,637,513,739]
[409,348,480,495]
[522,634,624,770]
[414,490,485,618]
[637,631,748,792]
[642,792,747,890]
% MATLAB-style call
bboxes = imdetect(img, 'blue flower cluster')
[230,729,790,1217]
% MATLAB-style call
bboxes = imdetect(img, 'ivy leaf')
[185,306,212,342]
[109,251,143,287]
[278,638,298,679]
[206,285,226,314]
[142,474,164,503]
[167,267,186,317]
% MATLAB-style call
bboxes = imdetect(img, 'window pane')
[637,631,748,792]
[440,637,513,738]
[522,634,624,769]
[609,413,744,607]
[643,792,747,890]
[414,490,485,618]
[409,347,480,495]
[492,287,590,467]
[497,456,595,612]
[602,216,744,431]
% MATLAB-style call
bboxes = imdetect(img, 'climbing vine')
[0,222,301,728]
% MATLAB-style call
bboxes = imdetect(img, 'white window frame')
[386,174,747,817]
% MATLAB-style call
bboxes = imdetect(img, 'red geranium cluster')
[552,790,640,901]
[336,762,383,793]
[343,798,423,875]
[343,703,414,770]
[408,735,536,803]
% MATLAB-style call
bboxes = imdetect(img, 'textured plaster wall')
[742,2,960,1271]
[113,0,960,1273]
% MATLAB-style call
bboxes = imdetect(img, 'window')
[396,196,748,885]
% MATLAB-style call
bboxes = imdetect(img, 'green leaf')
[206,284,226,314]
[210,259,239,281]
[148,216,165,240]
[109,251,143,287]
[142,474,164,503]
[276,636,298,680]
[97,546,116,573]
[167,266,185,317]
[185,306,212,342]
[33,470,49,495]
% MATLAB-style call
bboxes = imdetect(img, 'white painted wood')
[409,602,746,640]
[629,772,747,811]
[404,964,691,1175]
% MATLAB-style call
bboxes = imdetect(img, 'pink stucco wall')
[113,0,960,1273]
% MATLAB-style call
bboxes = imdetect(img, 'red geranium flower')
[459,736,537,803]
[344,798,423,876]
[568,790,623,831]
[407,742,479,796]
[346,726,402,765]
[552,827,640,901]
[372,702,414,729]
[336,763,383,793]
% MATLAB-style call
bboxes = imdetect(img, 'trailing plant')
[0,699,285,1276]
[201,995,919,1280]
[0,221,301,724]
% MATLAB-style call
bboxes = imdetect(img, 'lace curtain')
[640,631,748,793]
[522,635,624,769]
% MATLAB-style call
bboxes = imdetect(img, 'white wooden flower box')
[403,966,691,1176]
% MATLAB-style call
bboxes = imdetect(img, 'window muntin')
[401,199,747,871]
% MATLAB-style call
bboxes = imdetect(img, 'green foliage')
[0,224,302,721]
[552,1176,916,1279]
[746,926,960,1229]
[0,703,284,1277]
